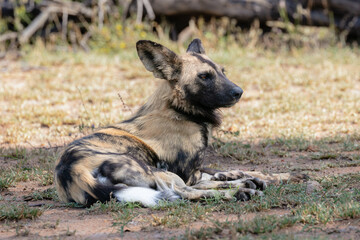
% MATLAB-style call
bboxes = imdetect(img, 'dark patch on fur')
[199,123,209,147]
[92,168,99,178]
[170,104,221,127]
[171,65,182,81]
[55,146,82,194]
[183,72,240,110]
[84,183,125,207]
[187,39,205,54]
[55,163,73,194]
[85,131,159,165]
[98,160,127,184]
[97,157,156,187]
[137,40,182,81]
[83,192,97,206]
[121,136,159,165]
[121,105,147,127]
[183,82,213,108]
[191,53,219,74]
[156,161,169,171]
[163,150,204,183]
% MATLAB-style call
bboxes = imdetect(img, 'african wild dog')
[55,39,297,207]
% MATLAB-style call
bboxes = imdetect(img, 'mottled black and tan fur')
[55,39,295,207]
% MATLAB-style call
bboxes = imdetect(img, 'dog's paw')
[234,188,263,201]
[211,170,246,181]
[244,177,267,191]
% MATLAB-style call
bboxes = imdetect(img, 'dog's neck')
[132,82,221,127]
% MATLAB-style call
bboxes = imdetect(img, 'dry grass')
[1,42,359,147]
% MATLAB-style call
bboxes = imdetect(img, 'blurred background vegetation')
[0,0,359,55]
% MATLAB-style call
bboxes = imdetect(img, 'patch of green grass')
[0,174,14,190]
[60,202,84,208]
[215,183,309,214]
[24,187,58,201]
[0,167,54,186]
[295,200,360,224]
[320,173,360,193]
[236,215,298,234]
[15,225,31,237]
[343,135,360,151]
[183,214,299,239]
[152,201,209,228]
[261,136,312,152]
[310,152,338,160]
[86,199,141,214]
[1,148,28,160]
[348,154,360,161]
[327,160,360,169]
[0,203,43,221]
[212,134,360,168]
[0,147,59,187]
[84,200,147,235]
[212,137,265,163]
[85,200,143,236]
[112,206,139,236]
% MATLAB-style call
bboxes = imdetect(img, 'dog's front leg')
[199,168,267,190]
[174,185,263,202]
[200,168,307,186]
[191,177,266,191]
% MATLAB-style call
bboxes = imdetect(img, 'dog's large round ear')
[186,39,205,54]
[136,40,182,81]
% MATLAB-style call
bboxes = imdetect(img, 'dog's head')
[136,39,243,112]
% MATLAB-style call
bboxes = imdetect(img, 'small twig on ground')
[118,92,133,114]
[25,141,36,149]
[77,87,91,117]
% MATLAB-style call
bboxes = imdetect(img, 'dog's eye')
[198,73,211,81]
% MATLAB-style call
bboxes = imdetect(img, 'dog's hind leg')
[90,156,180,206]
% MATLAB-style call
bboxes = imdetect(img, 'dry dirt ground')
[1,150,360,240]
[0,46,360,239]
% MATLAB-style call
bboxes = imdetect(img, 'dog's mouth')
[221,99,240,108]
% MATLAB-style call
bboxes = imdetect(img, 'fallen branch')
[126,0,360,40]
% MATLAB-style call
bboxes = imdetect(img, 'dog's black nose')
[231,87,243,99]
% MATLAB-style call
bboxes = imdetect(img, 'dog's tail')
[113,185,180,207]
